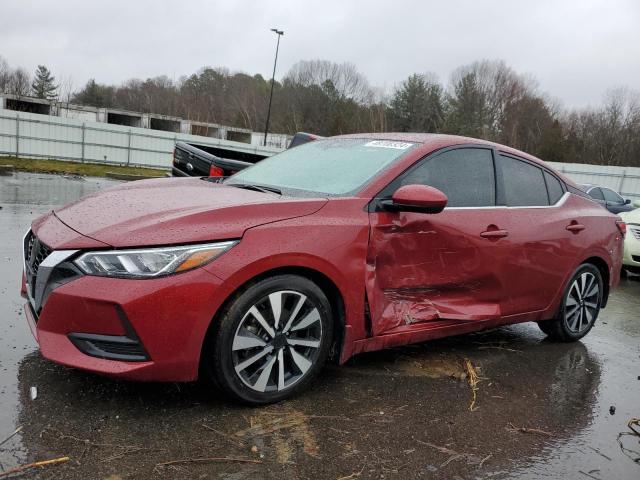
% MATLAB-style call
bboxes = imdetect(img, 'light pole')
[264,28,284,146]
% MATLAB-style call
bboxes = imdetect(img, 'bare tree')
[7,68,31,97]
[0,56,11,93]
[285,60,372,103]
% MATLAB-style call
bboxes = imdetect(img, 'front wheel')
[537,264,603,342]
[203,275,333,405]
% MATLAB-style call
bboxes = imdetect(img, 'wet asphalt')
[0,171,639,480]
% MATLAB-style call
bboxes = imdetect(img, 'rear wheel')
[537,264,603,342]
[203,275,333,405]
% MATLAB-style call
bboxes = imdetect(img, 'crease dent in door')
[366,213,503,336]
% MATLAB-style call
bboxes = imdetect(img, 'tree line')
[1,56,639,167]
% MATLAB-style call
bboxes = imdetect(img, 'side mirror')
[624,198,631,205]
[383,184,448,214]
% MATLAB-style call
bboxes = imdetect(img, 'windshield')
[226,138,417,196]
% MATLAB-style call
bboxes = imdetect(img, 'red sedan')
[21,134,624,404]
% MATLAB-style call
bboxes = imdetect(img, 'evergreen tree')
[389,74,444,132]
[31,65,58,99]
[444,72,487,137]
[72,79,115,108]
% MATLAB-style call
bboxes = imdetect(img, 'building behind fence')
[1,101,640,200]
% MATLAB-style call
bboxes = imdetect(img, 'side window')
[588,188,605,201]
[543,171,564,204]
[602,188,623,204]
[401,148,495,207]
[497,155,549,207]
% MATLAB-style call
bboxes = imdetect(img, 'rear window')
[544,171,564,204]
[498,155,549,207]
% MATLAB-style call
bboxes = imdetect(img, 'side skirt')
[340,310,544,363]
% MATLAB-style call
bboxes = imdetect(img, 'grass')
[0,156,168,178]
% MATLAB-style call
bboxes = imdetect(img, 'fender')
[539,245,616,321]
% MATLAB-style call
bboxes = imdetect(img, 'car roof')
[334,132,579,188]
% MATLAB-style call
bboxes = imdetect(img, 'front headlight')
[74,241,238,278]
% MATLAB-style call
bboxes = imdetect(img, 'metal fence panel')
[549,162,640,200]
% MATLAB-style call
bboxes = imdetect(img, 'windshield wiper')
[229,183,282,195]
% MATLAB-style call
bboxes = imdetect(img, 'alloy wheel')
[564,272,600,334]
[231,290,323,393]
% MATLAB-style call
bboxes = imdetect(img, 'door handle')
[480,229,509,239]
[566,223,585,233]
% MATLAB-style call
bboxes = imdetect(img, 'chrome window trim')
[444,191,570,210]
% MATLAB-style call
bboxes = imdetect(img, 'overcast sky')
[1,0,638,108]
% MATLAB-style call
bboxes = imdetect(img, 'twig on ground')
[479,454,492,467]
[155,457,262,468]
[587,446,612,461]
[415,439,484,467]
[477,346,522,353]
[202,424,245,448]
[0,456,69,478]
[507,423,553,437]
[102,446,150,462]
[440,453,464,467]
[578,470,602,480]
[616,418,640,463]
[337,464,366,480]
[0,427,22,448]
[414,439,458,456]
[464,358,479,411]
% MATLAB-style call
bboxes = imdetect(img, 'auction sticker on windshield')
[363,140,414,149]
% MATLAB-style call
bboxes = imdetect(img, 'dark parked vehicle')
[580,184,634,214]
[172,142,259,178]
[172,133,323,178]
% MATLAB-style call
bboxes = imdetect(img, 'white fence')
[1,108,640,200]
[548,162,640,200]
[0,109,281,169]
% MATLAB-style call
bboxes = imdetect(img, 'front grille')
[633,255,640,263]
[25,231,52,277]
[24,231,53,309]
[630,226,640,241]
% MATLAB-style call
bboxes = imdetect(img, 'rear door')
[366,146,511,335]
[493,154,579,316]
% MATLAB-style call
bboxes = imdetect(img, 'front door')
[366,147,510,336]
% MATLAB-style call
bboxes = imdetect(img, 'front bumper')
[24,265,224,382]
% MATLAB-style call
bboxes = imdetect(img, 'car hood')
[53,177,327,247]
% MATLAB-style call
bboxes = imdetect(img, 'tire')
[537,263,603,342]
[537,319,556,336]
[203,275,333,405]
